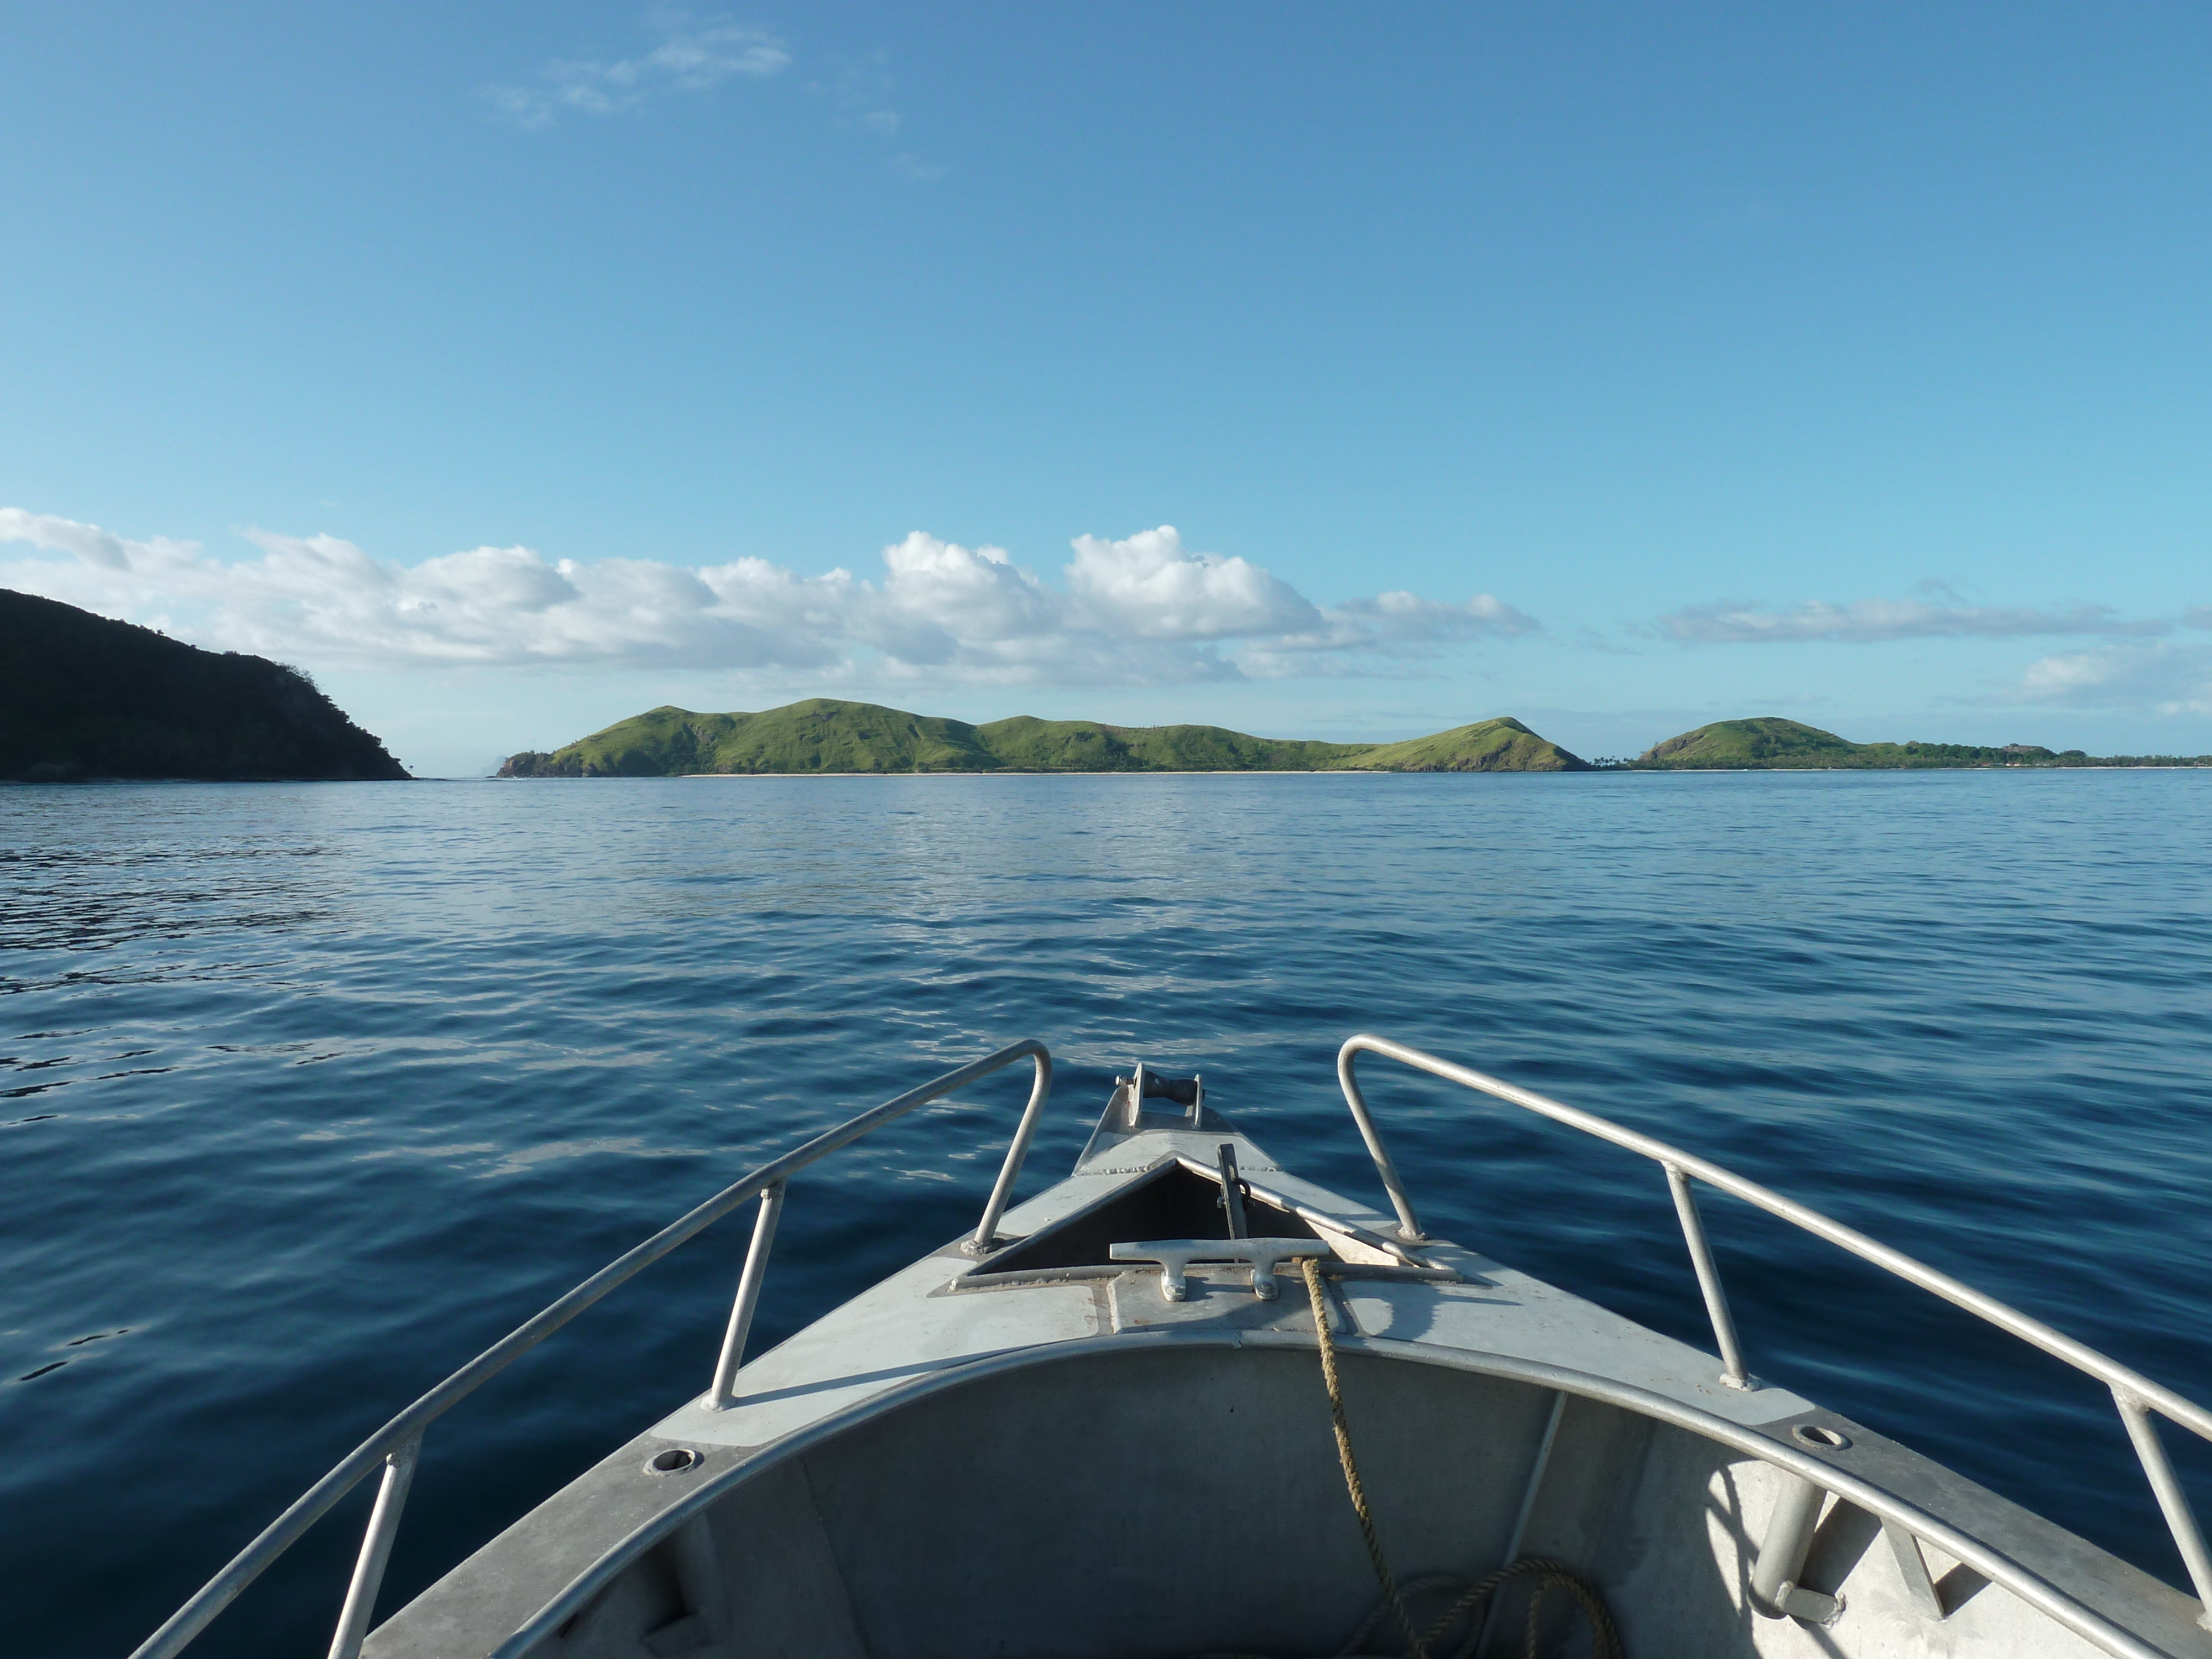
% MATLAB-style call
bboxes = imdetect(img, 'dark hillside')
[1,589,409,781]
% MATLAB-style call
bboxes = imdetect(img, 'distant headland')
[499,701,1588,775]
[1,590,409,782]
[500,703,2209,778]
[1632,717,2209,770]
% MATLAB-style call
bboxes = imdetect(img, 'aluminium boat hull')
[364,1076,2209,1659]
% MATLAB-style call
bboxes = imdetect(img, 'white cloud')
[0,510,1535,690]
[1066,525,1321,640]
[0,506,187,572]
[484,11,789,129]
[1660,596,2170,644]
[0,512,839,671]
[1318,590,1537,646]
[1237,591,1539,678]
[2002,643,2212,716]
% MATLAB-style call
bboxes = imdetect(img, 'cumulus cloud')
[1658,595,2169,644]
[1066,526,1321,639]
[868,533,1058,667]
[483,11,789,129]
[2002,643,2212,716]
[0,509,1534,689]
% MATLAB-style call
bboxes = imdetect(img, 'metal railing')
[129,1039,1053,1659]
[1337,1032,2212,1630]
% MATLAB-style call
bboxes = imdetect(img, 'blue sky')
[4,3,2208,775]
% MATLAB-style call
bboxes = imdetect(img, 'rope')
[1201,1257,1625,1659]
[1328,1559,1624,1659]
[1302,1256,1431,1658]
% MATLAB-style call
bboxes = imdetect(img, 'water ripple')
[1,771,2208,1656]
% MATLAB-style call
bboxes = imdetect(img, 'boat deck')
[367,1109,2209,1659]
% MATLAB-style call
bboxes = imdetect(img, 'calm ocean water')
[5,770,2210,1656]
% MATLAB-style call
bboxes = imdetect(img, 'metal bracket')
[1883,1520,1947,1619]
[1775,1582,1842,1625]
[1109,1238,1329,1302]
[1217,1144,1249,1239]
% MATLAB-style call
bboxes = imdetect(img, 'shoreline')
[590,764,2212,778]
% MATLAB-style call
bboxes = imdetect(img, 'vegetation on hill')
[1,589,408,782]
[499,700,1590,776]
[499,701,999,776]
[1638,718,1863,768]
[1635,716,2210,769]
[1350,717,1588,772]
[504,701,2209,781]
[972,716,1368,771]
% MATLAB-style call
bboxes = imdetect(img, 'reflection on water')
[2,771,2209,1656]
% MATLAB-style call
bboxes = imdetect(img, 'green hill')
[498,700,999,776]
[1344,716,1588,772]
[973,715,1368,771]
[1632,717,2205,769]
[499,700,1588,776]
[1,589,408,782]
[1637,717,1864,768]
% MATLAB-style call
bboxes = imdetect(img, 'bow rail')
[131,1039,1052,1659]
[1337,1032,2212,1630]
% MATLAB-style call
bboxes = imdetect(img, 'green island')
[1,589,409,782]
[502,702,2212,777]
[498,701,1588,775]
[1631,717,2210,770]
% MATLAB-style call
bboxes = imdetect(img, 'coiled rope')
[1324,1560,1623,1659]
[1192,1260,1624,1659]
